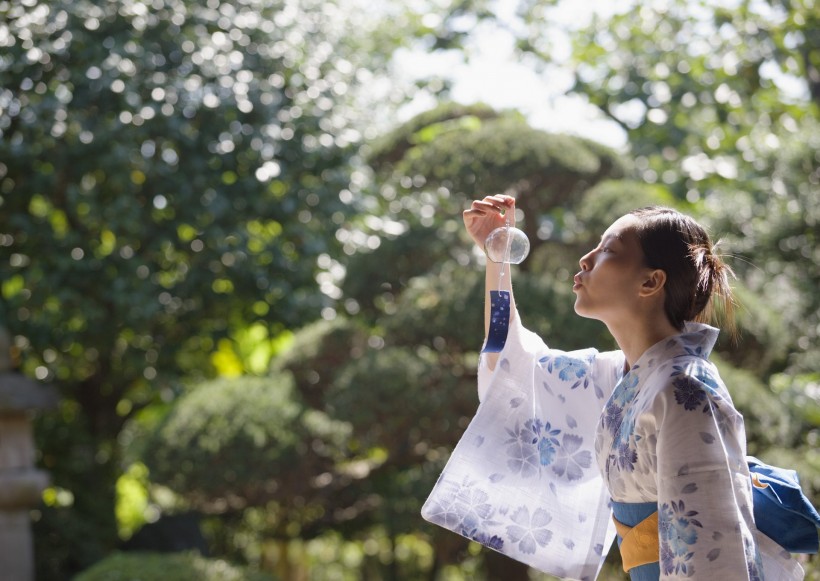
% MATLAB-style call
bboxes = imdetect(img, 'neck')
[607,313,681,370]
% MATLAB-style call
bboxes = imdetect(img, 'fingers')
[463,195,516,247]
[464,194,515,217]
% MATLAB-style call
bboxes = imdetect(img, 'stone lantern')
[0,327,58,581]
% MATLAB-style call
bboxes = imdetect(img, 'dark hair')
[629,207,735,332]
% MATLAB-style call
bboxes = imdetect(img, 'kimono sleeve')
[434,310,625,578]
[653,360,764,580]
[477,309,624,404]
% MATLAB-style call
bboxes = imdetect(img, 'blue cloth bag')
[748,456,820,553]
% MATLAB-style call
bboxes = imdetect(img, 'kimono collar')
[632,322,719,370]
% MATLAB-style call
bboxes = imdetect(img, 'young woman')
[455,194,804,579]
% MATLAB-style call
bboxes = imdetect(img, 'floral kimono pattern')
[594,323,801,579]
[422,312,804,580]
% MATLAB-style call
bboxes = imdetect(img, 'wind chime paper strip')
[482,290,511,353]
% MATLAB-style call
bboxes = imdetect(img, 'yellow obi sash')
[613,511,660,572]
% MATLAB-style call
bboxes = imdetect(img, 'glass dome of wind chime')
[482,217,530,353]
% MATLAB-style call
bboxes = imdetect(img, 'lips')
[572,273,583,291]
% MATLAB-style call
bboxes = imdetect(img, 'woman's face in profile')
[573,214,653,323]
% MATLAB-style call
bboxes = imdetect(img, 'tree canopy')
[2,0,819,579]
[0,0,475,576]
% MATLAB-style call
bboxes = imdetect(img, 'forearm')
[463,194,518,368]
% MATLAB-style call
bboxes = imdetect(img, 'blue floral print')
[506,506,554,554]
[552,434,593,481]
[603,401,623,432]
[425,478,480,530]
[613,440,637,472]
[456,486,496,531]
[670,364,739,438]
[505,421,541,477]
[539,354,591,389]
[424,476,560,557]
[694,368,721,391]
[538,435,559,466]
[671,362,729,417]
[422,320,789,578]
[504,418,592,481]
[611,371,639,406]
[425,478,506,551]
[554,356,586,381]
[683,344,707,358]
[671,365,723,403]
[600,328,772,576]
[600,370,644,475]
[673,375,706,411]
[464,529,505,551]
[659,500,703,576]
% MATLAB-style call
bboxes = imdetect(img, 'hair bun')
[630,206,735,332]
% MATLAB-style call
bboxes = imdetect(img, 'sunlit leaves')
[0,0,452,569]
[362,103,625,273]
[511,1,818,375]
[515,0,815,199]
[0,0,401,393]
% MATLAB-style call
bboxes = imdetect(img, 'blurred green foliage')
[516,0,820,376]
[143,375,351,514]
[0,0,818,579]
[0,0,467,576]
[73,551,278,581]
[366,106,627,259]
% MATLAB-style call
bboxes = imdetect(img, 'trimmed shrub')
[73,551,278,581]
[141,374,350,510]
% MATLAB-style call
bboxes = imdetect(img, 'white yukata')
[589,320,801,580]
[422,311,803,580]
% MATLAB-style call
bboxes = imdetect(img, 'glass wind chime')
[482,217,530,353]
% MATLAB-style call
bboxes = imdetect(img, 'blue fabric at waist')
[611,500,657,527]
[611,501,660,581]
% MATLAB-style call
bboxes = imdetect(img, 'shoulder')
[538,348,624,376]
[650,357,748,459]
[532,348,625,401]
[654,358,737,416]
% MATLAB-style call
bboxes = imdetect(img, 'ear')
[639,269,667,298]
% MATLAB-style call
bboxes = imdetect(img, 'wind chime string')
[496,217,510,289]
[482,217,513,354]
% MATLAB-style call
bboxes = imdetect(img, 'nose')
[579,249,593,271]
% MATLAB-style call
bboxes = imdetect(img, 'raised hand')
[463,194,516,250]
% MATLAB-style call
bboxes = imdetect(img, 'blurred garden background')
[1,0,819,579]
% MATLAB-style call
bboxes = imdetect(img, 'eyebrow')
[600,232,623,243]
